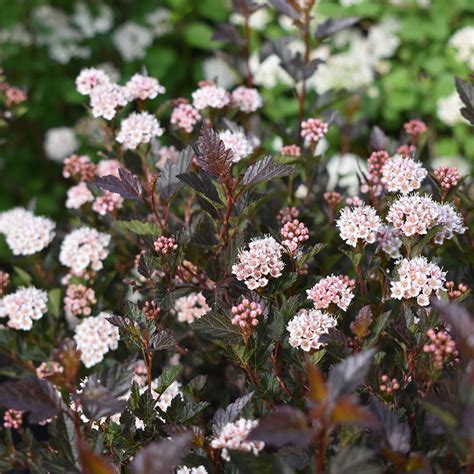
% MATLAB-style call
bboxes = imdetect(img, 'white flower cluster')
[435,203,466,245]
[59,227,111,275]
[0,207,55,256]
[219,130,253,162]
[116,111,163,150]
[211,418,264,462]
[74,312,120,368]
[437,92,465,126]
[44,127,78,162]
[174,292,210,324]
[382,155,427,194]
[377,226,403,260]
[125,73,165,101]
[449,26,474,70]
[231,86,263,113]
[66,182,94,209]
[90,83,130,120]
[390,257,446,306]
[176,466,208,474]
[232,237,285,290]
[0,287,48,331]
[336,205,382,247]
[113,21,154,61]
[192,83,230,110]
[76,67,111,95]
[287,309,337,351]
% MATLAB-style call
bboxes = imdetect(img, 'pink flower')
[336,205,382,247]
[170,102,201,133]
[231,86,263,113]
[307,275,355,312]
[434,166,459,191]
[154,236,178,256]
[66,182,94,209]
[76,68,110,95]
[192,83,229,110]
[277,206,299,224]
[64,284,96,317]
[92,191,124,216]
[89,83,130,120]
[125,73,165,101]
[280,219,309,253]
[404,119,427,142]
[300,118,328,145]
[174,292,209,323]
[382,155,427,194]
[280,144,301,157]
[63,154,96,181]
[116,111,163,150]
[231,299,263,329]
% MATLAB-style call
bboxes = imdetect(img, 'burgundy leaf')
[315,17,361,39]
[96,168,142,200]
[242,155,295,186]
[369,126,389,151]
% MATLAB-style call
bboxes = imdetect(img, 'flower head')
[116,111,163,150]
[434,166,459,192]
[76,68,111,95]
[92,191,124,216]
[404,119,427,142]
[0,287,48,330]
[170,102,201,133]
[125,73,165,101]
[382,155,427,194]
[280,144,301,157]
[231,86,262,113]
[66,183,94,209]
[280,219,309,253]
[219,130,253,162]
[174,292,209,323]
[336,205,382,247]
[300,118,328,145]
[192,82,230,110]
[307,275,355,312]
[89,83,130,120]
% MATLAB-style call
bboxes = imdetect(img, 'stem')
[270,342,294,400]
[243,8,253,87]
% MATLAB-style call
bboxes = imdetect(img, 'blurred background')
[0,0,472,221]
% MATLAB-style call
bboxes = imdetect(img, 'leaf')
[131,432,193,474]
[47,288,62,318]
[177,170,222,203]
[247,406,312,448]
[369,397,411,454]
[242,155,295,186]
[157,146,194,201]
[95,167,142,200]
[212,23,245,46]
[153,366,182,395]
[455,76,474,126]
[79,443,114,474]
[116,220,162,237]
[79,378,126,420]
[192,310,242,344]
[269,0,301,21]
[0,377,61,424]
[369,126,389,151]
[213,392,254,435]
[298,243,325,266]
[328,348,376,400]
[194,123,233,182]
[307,363,328,403]
[52,339,81,389]
[95,358,136,398]
[331,395,375,426]
[13,266,32,285]
[329,446,380,474]
[315,17,361,39]
[150,328,176,352]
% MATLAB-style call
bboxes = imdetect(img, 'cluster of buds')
[367,150,389,188]
[423,329,458,370]
[446,280,469,299]
[0,81,27,107]
[277,206,299,224]
[404,119,428,142]
[3,409,22,429]
[379,375,400,395]
[231,299,262,329]
[0,271,9,297]
[280,219,309,253]
[63,154,96,182]
[301,118,328,145]
[397,144,416,158]
[433,166,460,194]
[143,300,161,321]
[64,284,96,317]
[324,191,343,208]
[36,361,64,379]
[346,196,363,207]
[154,236,178,256]
[280,144,301,157]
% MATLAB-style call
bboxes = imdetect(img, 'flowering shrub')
[0,1,473,473]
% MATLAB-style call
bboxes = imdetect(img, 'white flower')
[176,466,208,474]
[113,21,154,61]
[125,73,165,101]
[192,83,230,110]
[287,309,337,351]
[0,287,48,331]
[219,130,253,162]
[72,2,113,38]
[336,205,382,247]
[250,53,292,88]
[449,26,474,70]
[382,155,427,194]
[231,86,263,113]
[75,67,111,95]
[435,203,466,245]
[66,182,94,209]
[116,112,163,150]
[174,292,210,324]
[437,92,466,126]
[44,127,78,162]
[89,83,130,120]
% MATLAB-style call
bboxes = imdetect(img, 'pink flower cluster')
[90,83,130,120]
[404,119,428,142]
[0,287,48,330]
[219,130,253,162]
[154,236,178,256]
[379,375,400,395]
[211,418,264,462]
[155,145,180,169]
[0,271,9,297]
[64,284,96,317]
[63,154,96,181]
[74,312,120,368]
[75,67,110,95]
[423,328,458,370]
[59,227,111,275]
[280,144,301,157]
[287,309,337,351]
[336,205,382,247]
[170,102,201,133]
[277,206,299,224]
[324,191,343,208]
[346,196,363,207]
[386,194,439,237]
[116,111,163,150]
[174,292,210,323]
[435,203,465,245]
[143,300,160,321]
[280,219,309,253]
[96,159,121,178]
[192,82,230,110]
[367,150,389,189]
[231,299,262,329]
[66,182,94,209]
[377,226,403,260]
[3,409,22,429]
[382,155,427,194]
[307,275,355,312]
[231,86,263,113]
[390,257,446,306]
[232,237,285,290]
[36,361,63,379]
[434,166,459,192]
[125,73,165,101]
[92,191,124,216]
[300,118,329,145]
[446,280,469,299]
[397,144,417,158]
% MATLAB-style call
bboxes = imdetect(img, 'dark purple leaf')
[77,379,126,420]
[156,146,193,201]
[0,377,61,424]
[369,126,389,151]
[131,432,193,474]
[96,168,142,200]
[455,76,474,126]
[243,155,295,186]
[177,170,222,203]
[194,123,233,182]
[212,392,254,435]
[247,406,312,448]
[269,0,301,21]
[328,348,376,400]
[315,17,361,39]
[212,23,245,47]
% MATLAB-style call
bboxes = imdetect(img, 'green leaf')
[192,310,242,344]
[153,366,182,395]
[47,288,62,318]
[13,266,32,285]
[117,220,162,237]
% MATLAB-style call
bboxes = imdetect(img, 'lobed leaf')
[96,167,142,200]
[242,155,295,186]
